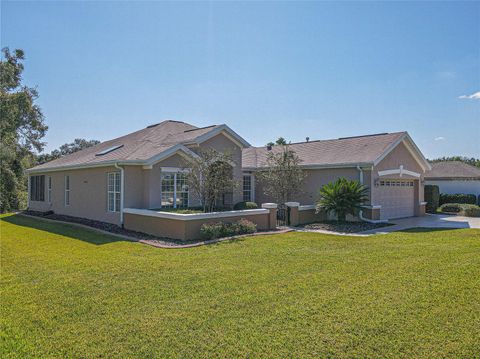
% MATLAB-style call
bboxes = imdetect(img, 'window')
[107,172,121,212]
[47,176,52,203]
[161,171,188,208]
[65,175,70,206]
[243,175,252,202]
[30,175,45,201]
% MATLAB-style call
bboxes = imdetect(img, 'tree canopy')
[1,48,48,212]
[429,156,480,168]
[257,145,306,204]
[36,138,100,164]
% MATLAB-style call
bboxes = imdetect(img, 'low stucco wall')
[298,206,327,225]
[124,209,271,241]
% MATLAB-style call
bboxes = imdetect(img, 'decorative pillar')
[285,202,300,226]
[261,203,278,230]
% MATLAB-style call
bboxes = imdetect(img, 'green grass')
[1,213,479,358]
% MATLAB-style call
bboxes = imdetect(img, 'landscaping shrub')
[439,203,480,217]
[424,185,440,213]
[439,193,476,205]
[233,201,258,210]
[200,218,257,239]
[317,178,368,222]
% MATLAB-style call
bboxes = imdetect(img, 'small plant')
[200,219,257,239]
[233,201,258,210]
[424,185,440,213]
[316,178,369,222]
[439,203,480,217]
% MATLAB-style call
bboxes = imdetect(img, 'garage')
[376,179,415,220]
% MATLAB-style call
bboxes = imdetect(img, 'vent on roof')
[338,133,388,140]
[184,125,216,133]
[95,145,123,156]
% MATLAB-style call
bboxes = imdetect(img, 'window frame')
[107,172,121,213]
[47,176,52,203]
[30,175,45,202]
[242,175,253,202]
[160,170,189,209]
[64,175,70,206]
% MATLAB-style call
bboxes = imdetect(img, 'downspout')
[114,163,125,227]
[357,165,387,224]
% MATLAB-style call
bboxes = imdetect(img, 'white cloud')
[434,137,445,141]
[458,91,480,100]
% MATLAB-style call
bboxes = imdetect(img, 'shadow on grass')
[1,214,127,245]
[397,227,463,233]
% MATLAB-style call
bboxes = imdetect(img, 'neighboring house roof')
[28,120,250,173]
[425,161,480,180]
[243,131,431,171]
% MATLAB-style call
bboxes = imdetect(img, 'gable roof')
[425,161,480,180]
[28,120,250,173]
[242,132,431,170]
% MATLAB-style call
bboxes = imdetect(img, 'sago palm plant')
[316,178,369,222]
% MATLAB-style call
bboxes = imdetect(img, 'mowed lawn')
[1,214,479,358]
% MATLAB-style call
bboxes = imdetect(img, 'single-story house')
[425,161,480,199]
[243,131,431,220]
[27,120,431,226]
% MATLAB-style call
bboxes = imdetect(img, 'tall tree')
[1,48,48,212]
[183,149,239,212]
[37,138,100,164]
[257,145,306,204]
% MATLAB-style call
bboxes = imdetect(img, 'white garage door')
[376,179,415,220]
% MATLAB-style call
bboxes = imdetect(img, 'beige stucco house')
[243,132,431,220]
[27,120,431,225]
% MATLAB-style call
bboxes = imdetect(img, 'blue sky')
[2,1,479,158]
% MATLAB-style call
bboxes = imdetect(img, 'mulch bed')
[302,221,393,234]
[21,211,291,248]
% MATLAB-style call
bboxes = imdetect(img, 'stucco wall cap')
[285,202,300,207]
[261,203,278,209]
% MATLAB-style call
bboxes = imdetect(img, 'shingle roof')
[30,120,221,171]
[425,161,480,180]
[242,132,407,168]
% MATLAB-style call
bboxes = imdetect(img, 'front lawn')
[1,214,479,357]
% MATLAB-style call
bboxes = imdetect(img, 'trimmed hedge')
[233,201,259,210]
[439,203,480,217]
[424,185,440,213]
[200,218,257,239]
[439,193,477,205]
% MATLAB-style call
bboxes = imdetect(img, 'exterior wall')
[372,141,425,205]
[255,167,365,205]
[28,166,122,225]
[124,210,271,240]
[425,179,480,197]
[298,207,327,225]
[141,133,245,209]
[372,141,427,218]
[194,133,244,205]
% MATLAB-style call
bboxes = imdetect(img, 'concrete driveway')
[360,214,480,234]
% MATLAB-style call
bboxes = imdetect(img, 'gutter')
[114,162,125,226]
[357,165,388,224]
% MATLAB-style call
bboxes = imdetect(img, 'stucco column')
[261,203,277,230]
[285,202,300,226]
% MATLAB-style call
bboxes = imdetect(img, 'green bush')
[439,193,477,205]
[424,185,440,213]
[439,203,480,217]
[233,201,259,210]
[317,178,369,222]
[200,218,257,239]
